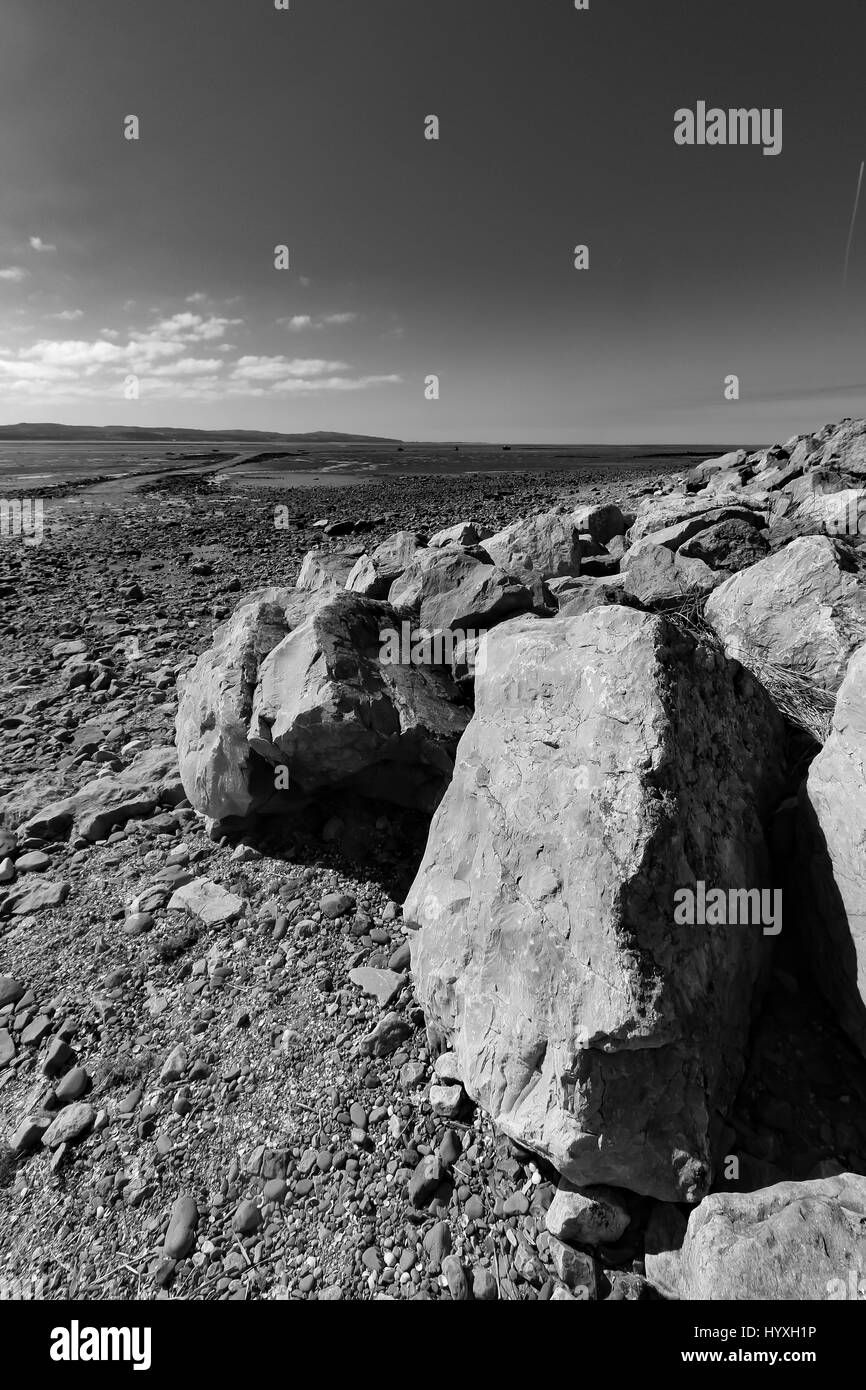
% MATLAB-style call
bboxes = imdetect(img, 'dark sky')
[0,0,864,442]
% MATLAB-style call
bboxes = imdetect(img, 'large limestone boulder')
[428,521,491,548]
[685,449,750,493]
[570,503,627,547]
[799,644,866,1055]
[769,485,866,543]
[389,548,537,635]
[176,588,469,821]
[482,508,588,580]
[705,536,866,703]
[817,418,866,482]
[296,550,357,592]
[626,506,766,561]
[622,544,720,607]
[247,591,468,810]
[176,588,316,823]
[405,607,786,1202]
[345,531,426,599]
[628,494,768,545]
[646,1175,866,1300]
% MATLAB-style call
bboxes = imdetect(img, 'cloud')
[278,312,359,331]
[29,236,57,253]
[0,267,29,283]
[272,373,401,394]
[0,308,398,404]
[50,309,84,321]
[231,355,349,381]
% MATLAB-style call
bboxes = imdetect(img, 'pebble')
[41,1103,96,1149]
[232,1199,262,1235]
[164,1195,199,1259]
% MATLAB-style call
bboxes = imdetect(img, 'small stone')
[167,877,244,926]
[159,1045,188,1085]
[123,912,153,937]
[438,1129,462,1169]
[232,1200,262,1236]
[441,1254,470,1300]
[423,1220,452,1272]
[320,892,355,919]
[41,1103,95,1149]
[430,1083,463,1119]
[0,1029,16,1067]
[545,1180,630,1246]
[0,977,25,1010]
[409,1154,443,1208]
[547,1236,597,1298]
[433,1051,462,1084]
[43,1037,74,1077]
[400,1060,425,1088]
[503,1191,530,1217]
[262,1178,287,1205]
[164,1195,198,1259]
[10,1116,50,1153]
[21,1015,53,1047]
[348,967,404,1008]
[388,941,411,972]
[55,1067,89,1103]
[15,851,50,872]
[473,1267,498,1300]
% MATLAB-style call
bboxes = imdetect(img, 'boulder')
[646,1174,866,1300]
[705,536,866,703]
[246,591,469,812]
[570,503,627,547]
[389,548,538,636]
[176,588,321,823]
[345,531,426,599]
[799,644,866,1055]
[627,494,768,546]
[176,587,470,821]
[677,518,770,572]
[482,509,586,580]
[769,486,866,544]
[428,521,491,548]
[623,544,721,607]
[626,506,766,562]
[685,449,750,492]
[296,550,356,593]
[405,606,786,1201]
[555,575,630,619]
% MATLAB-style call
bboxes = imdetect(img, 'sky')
[0,0,864,444]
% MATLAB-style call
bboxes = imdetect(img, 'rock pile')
[5,431,866,1300]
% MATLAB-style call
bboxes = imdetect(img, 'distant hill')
[0,423,401,444]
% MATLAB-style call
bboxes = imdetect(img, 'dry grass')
[732,640,835,745]
[661,594,835,745]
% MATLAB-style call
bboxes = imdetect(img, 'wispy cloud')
[29,236,57,253]
[50,308,84,321]
[278,312,359,331]
[0,267,29,283]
